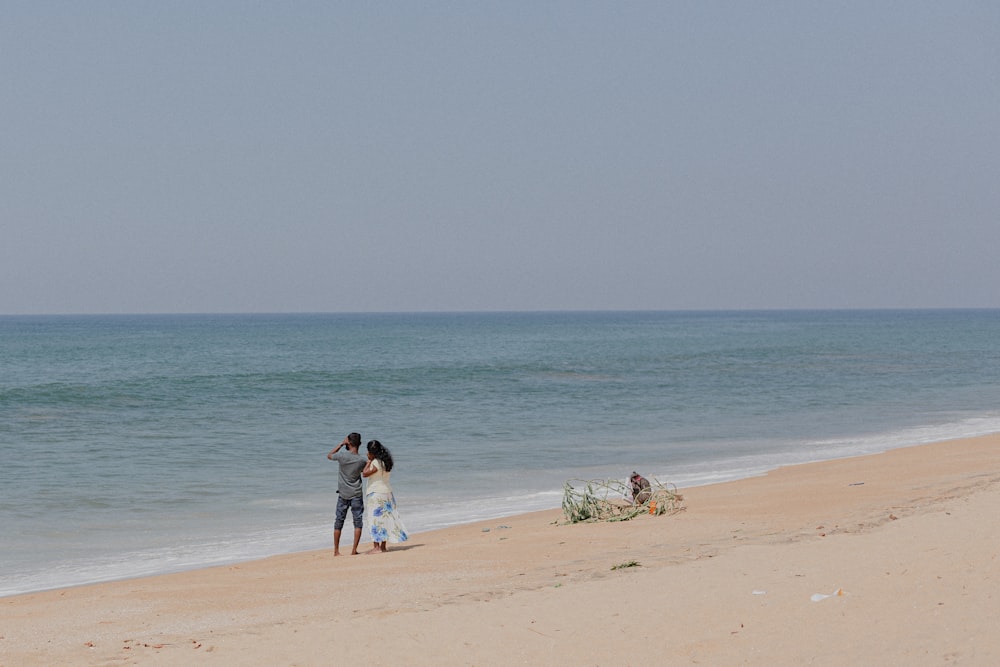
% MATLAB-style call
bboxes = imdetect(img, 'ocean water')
[3,310,1000,597]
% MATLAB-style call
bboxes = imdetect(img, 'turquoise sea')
[3,310,1000,597]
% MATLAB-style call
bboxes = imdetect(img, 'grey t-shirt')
[330,450,367,499]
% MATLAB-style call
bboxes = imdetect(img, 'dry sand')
[3,435,1000,666]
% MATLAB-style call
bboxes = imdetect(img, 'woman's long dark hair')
[367,440,394,472]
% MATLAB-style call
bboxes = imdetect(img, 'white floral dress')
[365,459,409,544]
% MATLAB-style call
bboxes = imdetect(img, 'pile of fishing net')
[561,476,684,524]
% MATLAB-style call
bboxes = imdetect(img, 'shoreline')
[4,433,1000,665]
[13,419,1000,601]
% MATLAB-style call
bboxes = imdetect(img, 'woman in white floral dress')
[362,440,409,554]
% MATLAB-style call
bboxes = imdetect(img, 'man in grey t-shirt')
[327,432,367,556]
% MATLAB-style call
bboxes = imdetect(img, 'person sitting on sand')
[630,471,652,504]
[362,440,409,554]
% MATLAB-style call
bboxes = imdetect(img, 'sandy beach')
[3,434,1000,666]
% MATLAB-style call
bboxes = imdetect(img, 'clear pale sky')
[3,2,998,314]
